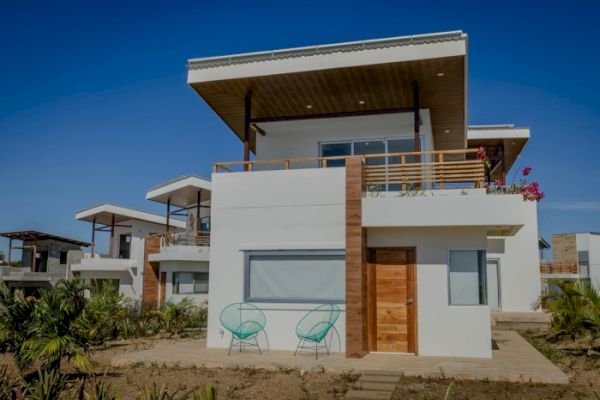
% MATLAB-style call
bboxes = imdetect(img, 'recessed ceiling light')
[358,100,366,105]
[437,72,445,77]
[306,104,313,109]
[444,129,451,133]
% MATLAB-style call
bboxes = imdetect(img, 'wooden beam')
[412,81,421,155]
[250,107,413,124]
[196,191,201,234]
[109,214,115,257]
[166,198,171,233]
[7,238,11,267]
[251,123,266,136]
[91,217,96,257]
[243,92,252,170]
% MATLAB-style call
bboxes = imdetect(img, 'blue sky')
[1,0,599,255]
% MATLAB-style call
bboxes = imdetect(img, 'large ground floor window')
[448,250,487,305]
[173,272,209,294]
[244,250,345,303]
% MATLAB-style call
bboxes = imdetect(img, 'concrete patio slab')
[111,330,568,384]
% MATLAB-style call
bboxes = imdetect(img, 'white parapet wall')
[207,168,347,351]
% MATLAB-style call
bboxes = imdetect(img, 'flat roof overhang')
[187,31,468,152]
[467,125,530,177]
[75,203,185,229]
[146,175,211,207]
[0,230,90,247]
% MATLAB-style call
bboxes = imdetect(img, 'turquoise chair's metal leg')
[254,336,262,355]
[294,339,303,356]
[228,334,234,356]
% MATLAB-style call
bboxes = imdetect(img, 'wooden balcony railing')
[213,149,485,190]
[539,262,579,274]
[159,231,210,247]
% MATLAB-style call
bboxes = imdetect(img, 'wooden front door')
[367,248,417,353]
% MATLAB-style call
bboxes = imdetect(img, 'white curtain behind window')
[247,254,345,302]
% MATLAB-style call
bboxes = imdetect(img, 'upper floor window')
[319,136,422,167]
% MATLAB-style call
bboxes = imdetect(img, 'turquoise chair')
[220,302,266,355]
[294,304,341,359]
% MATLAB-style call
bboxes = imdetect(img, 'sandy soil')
[1,331,598,399]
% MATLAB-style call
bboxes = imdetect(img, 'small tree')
[19,278,93,373]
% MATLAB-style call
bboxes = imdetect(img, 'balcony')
[212,148,532,236]
[148,232,210,263]
[71,253,136,272]
[540,262,589,278]
[214,148,485,191]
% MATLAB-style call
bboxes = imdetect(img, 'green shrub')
[136,383,188,400]
[25,369,67,400]
[543,279,600,339]
[191,385,217,400]
[83,377,122,400]
[160,298,194,335]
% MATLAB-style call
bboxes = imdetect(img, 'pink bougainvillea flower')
[476,146,490,161]
[522,166,532,176]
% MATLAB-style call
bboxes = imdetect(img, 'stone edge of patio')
[111,331,569,385]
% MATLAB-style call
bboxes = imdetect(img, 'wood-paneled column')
[345,157,367,358]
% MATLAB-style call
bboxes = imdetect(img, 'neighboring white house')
[146,175,211,306]
[541,232,600,291]
[71,203,185,301]
[186,31,542,359]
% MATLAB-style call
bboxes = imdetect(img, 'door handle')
[406,299,414,305]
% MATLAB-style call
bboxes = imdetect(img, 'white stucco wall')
[367,227,492,359]
[207,168,346,351]
[577,233,600,290]
[79,270,137,299]
[255,111,433,162]
[486,201,541,312]
[159,261,209,306]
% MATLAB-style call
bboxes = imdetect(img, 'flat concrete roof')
[0,230,90,247]
[75,203,185,229]
[146,175,211,207]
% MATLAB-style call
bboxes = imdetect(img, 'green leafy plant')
[543,279,600,339]
[136,383,188,400]
[25,369,67,400]
[19,279,93,373]
[160,298,194,335]
[83,378,122,400]
[191,385,217,400]
[77,281,126,345]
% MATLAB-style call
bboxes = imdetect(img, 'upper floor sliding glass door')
[319,136,426,191]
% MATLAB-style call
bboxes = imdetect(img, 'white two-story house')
[71,203,185,301]
[145,175,211,306]
[186,31,542,359]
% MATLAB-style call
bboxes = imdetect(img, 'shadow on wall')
[487,239,506,254]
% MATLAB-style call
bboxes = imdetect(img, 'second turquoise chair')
[294,304,340,359]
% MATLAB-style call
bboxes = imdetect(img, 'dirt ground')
[1,331,599,399]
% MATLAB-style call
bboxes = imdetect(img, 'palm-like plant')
[0,284,37,371]
[76,282,126,345]
[19,278,93,373]
[160,298,194,335]
[543,279,600,339]
[25,369,67,400]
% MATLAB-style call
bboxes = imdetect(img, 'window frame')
[172,271,209,295]
[447,249,488,306]
[243,249,345,304]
